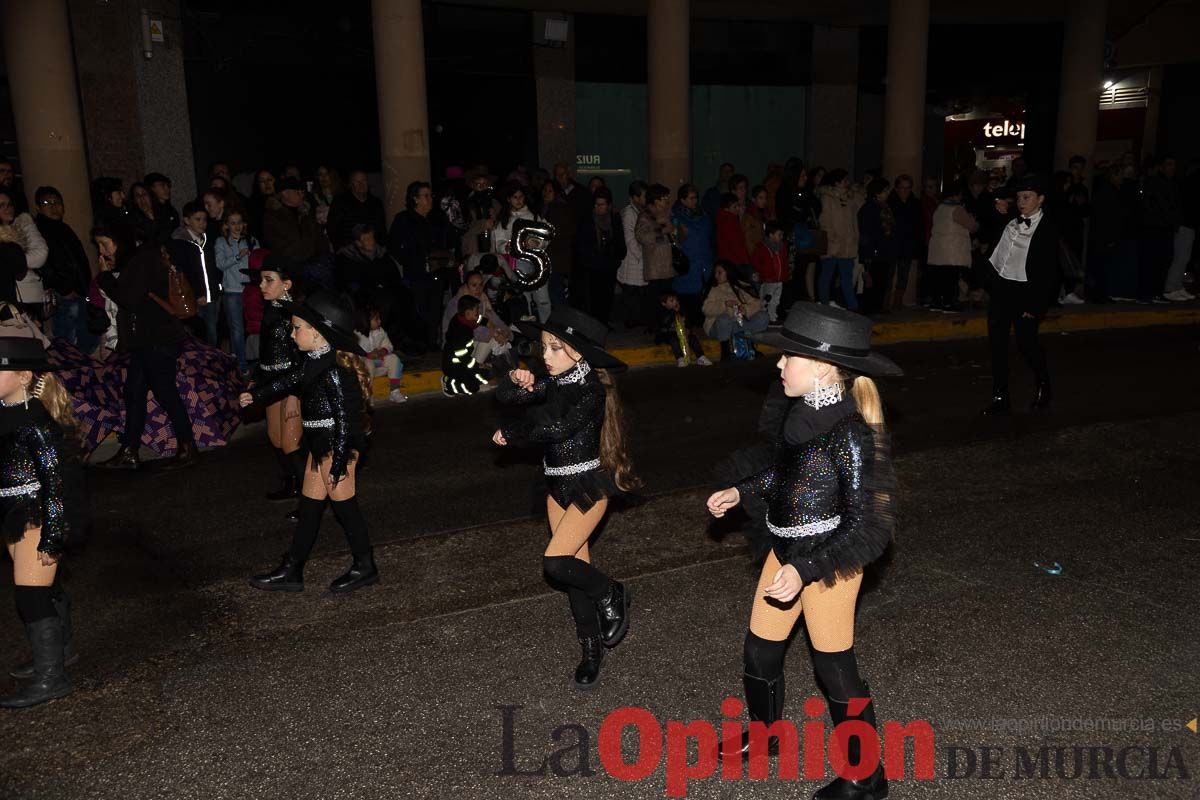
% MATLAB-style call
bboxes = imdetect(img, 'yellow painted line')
[382,307,1199,399]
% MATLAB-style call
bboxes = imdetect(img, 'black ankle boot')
[813,685,888,800]
[1030,381,1052,411]
[11,590,78,680]
[266,472,299,502]
[573,634,604,689]
[0,618,72,709]
[329,550,379,593]
[981,390,1011,416]
[723,672,785,759]
[101,445,141,471]
[249,553,305,592]
[595,581,629,648]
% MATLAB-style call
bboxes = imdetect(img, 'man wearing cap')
[263,176,327,268]
[983,175,1058,414]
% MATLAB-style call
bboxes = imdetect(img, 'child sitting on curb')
[357,307,406,404]
[442,295,491,396]
[655,289,712,367]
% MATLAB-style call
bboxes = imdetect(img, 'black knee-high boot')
[329,497,378,593]
[283,451,307,520]
[250,496,326,592]
[543,555,629,648]
[1,587,71,708]
[266,447,299,501]
[724,631,787,759]
[813,648,887,800]
[567,588,603,689]
[10,575,77,679]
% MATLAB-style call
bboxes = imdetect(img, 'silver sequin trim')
[307,344,332,359]
[543,458,601,476]
[768,515,841,538]
[302,418,334,429]
[555,359,591,385]
[0,480,40,498]
[259,362,291,372]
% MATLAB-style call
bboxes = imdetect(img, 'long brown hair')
[596,369,640,492]
[335,350,373,415]
[32,373,79,433]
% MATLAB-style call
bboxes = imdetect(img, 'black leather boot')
[723,672,785,759]
[1030,381,1052,411]
[0,618,72,708]
[100,445,141,471]
[266,449,299,501]
[162,440,198,470]
[329,550,379,593]
[11,590,78,680]
[573,634,604,689]
[813,686,888,800]
[596,581,629,648]
[981,390,1011,416]
[249,553,305,592]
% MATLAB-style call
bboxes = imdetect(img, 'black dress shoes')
[1030,381,1052,411]
[100,445,141,470]
[249,553,305,592]
[329,551,379,593]
[596,581,629,647]
[573,635,604,689]
[162,440,198,470]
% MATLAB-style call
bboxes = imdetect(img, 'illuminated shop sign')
[982,120,1025,140]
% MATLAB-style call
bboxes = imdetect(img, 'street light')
[1103,79,1114,89]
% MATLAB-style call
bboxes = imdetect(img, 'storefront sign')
[983,120,1025,140]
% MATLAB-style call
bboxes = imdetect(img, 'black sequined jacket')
[497,360,617,512]
[735,396,895,586]
[251,348,365,480]
[254,299,302,387]
[0,402,75,555]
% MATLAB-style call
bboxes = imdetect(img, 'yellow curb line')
[377,308,1200,399]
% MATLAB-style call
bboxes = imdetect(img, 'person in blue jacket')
[670,184,714,325]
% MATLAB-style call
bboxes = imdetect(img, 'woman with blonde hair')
[493,307,638,689]
[708,304,901,799]
[0,338,86,708]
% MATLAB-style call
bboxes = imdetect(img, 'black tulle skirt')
[544,467,623,514]
[2,496,43,545]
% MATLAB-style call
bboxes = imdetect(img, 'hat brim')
[282,302,366,356]
[750,330,903,377]
[515,320,627,371]
[0,357,53,372]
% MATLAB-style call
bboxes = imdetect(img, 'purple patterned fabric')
[49,337,245,456]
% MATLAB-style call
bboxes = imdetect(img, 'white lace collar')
[555,359,591,385]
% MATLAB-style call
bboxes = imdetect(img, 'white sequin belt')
[0,481,40,498]
[768,515,841,539]
[303,418,334,429]
[259,362,291,372]
[544,458,601,476]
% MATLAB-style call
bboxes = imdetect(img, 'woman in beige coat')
[702,261,769,358]
[816,170,863,310]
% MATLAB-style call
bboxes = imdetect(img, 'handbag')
[149,249,198,319]
[729,331,756,361]
[670,237,690,276]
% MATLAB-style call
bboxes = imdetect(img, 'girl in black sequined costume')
[708,304,901,800]
[240,290,378,594]
[245,256,305,512]
[0,338,85,708]
[493,307,638,689]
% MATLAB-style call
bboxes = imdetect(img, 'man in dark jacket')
[263,176,328,269]
[388,180,454,347]
[1139,155,1181,302]
[888,175,922,309]
[168,200,221,343]
[326,170,387,250]
[572,188,627,323]
[34,186,94,351]
[983,174,1058,415]
[144,172,180,243]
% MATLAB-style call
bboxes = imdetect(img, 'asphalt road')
[1,325,1198,799]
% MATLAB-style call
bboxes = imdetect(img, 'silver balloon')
[508,218,556,290]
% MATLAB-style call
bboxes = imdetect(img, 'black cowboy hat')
[0,337,52,372]
[751,303,902,377]
[516,306,626,371]
[283,290,366,356]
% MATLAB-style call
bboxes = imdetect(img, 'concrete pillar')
[1054,0,1107,171]
[533,13,576,173]
[372,0,431,222]
[809,25,860,174]
[136,0,198,203]
[647,0,689,189]
[3,0,95,239]
[883,0,929,183]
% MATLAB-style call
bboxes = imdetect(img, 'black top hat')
[751,303,902,377]
[283,290,366,356]
[1010,173,1048,197]
[241,252,298,282]
[517,306,625,371]
[0,337,52,371]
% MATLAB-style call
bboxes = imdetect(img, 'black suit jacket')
[992,214,1060,317]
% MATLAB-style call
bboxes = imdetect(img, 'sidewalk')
[384,301,1200,399]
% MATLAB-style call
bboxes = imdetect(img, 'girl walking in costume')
[493,307,638,688]
[707,304,900,799]
[0,338,85,708]
[246,255,305,517]
[240,290,377,594]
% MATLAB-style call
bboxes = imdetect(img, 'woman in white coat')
[0,188,48,321]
